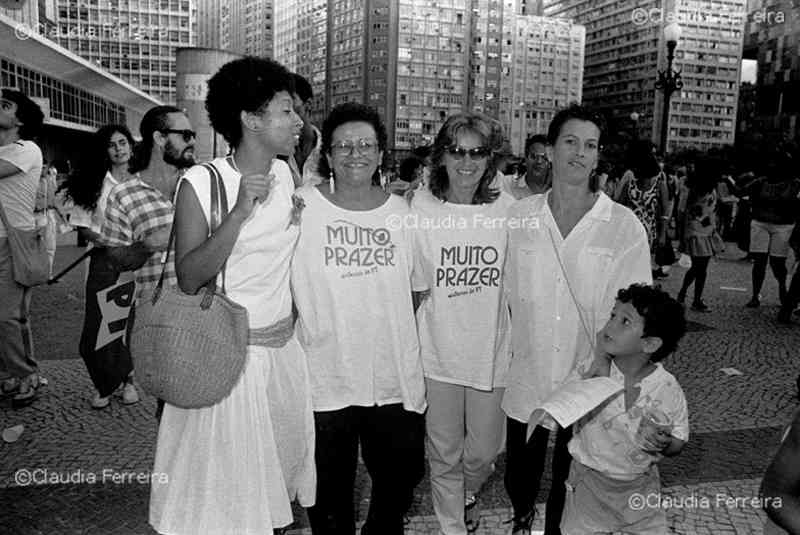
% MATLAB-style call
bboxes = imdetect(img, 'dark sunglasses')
[160,129,196,142]
[447,146,491,161]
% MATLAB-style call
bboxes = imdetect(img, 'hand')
[143,227,171,252]
[233,173,274,219]
[640,425,672,453]
[583,336,611,379]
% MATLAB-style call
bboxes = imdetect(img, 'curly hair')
[205,57,295,148]
[317,102,387,184]
[428,112,503,204]
[616,283,687,362]
[59,124,135,211]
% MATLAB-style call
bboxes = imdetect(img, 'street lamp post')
[655,22,683,155]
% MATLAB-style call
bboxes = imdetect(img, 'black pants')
[307,404,425,535]
[504,418,573,535]
[79,249,134,397]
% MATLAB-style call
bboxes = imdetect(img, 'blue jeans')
[0,238,37,381]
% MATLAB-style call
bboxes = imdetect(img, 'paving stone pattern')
[1,238,798,534]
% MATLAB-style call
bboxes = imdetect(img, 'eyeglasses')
[160,129,196,142]
[447,146,491,161]
[331,138,379,157]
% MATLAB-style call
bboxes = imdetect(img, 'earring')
[329,170,335,194]
[379,169,387,190]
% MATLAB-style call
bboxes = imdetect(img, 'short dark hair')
[130,105,182,173]
[616,283,686,362]
[398,154,425,182]
[547,104,606,148]
[317,102,387,183]
[524,134,548,156]
[206,56,295,147]
[429,111,503,204]
[2,89,44,140]
[292,73,313,103]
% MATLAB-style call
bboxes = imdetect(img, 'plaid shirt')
[97,178,176,301]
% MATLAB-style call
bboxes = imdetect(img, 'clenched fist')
[233,173,274,219]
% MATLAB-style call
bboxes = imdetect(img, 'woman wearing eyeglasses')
[291,102,425,535]
[410,112,514,534]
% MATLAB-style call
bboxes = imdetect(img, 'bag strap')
[151,162,227,307]
[545,226,596,355]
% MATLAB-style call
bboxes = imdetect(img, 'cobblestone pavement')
[1,235,799,534]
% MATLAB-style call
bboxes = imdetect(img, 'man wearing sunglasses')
[96,106,196,415]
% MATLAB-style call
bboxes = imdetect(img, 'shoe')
[11,374,39,408]
[121,382,139,405]
[465,493,480,533]
[676,291,686,304]
[506,510,533,535]
[745,297,760,308]
[1,377,20,397]
[691,300,710,312]
[91,393,110,409]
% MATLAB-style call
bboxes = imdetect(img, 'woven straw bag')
[130,162,249,409]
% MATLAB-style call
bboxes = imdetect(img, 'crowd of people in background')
[2,55,800,535]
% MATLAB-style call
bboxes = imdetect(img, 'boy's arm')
[760,412,800,532]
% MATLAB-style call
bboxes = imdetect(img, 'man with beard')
[96,106,195,414]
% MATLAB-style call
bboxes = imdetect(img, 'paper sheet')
[527,377,623,439]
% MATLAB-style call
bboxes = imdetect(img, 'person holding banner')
[60,124,141,409]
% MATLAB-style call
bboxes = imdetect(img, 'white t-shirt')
[569,361,689,480]
[0,140,43,237]
[291,186,425,413]
[411,187,514,390]
[180,157,298,328]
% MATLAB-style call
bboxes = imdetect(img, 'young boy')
[562,283,688,535]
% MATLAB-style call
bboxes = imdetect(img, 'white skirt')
[149,336,316,535]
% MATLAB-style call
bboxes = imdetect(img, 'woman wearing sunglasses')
[411,112,515,534]
[291,102,425,534]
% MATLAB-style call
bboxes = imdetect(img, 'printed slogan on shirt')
[325,219,396,278]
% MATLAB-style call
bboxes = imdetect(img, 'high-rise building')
[743,0,800,140]
[228,0,274,58]
[196,0,231,51]
[321,0,583,156]
[274,0,327,125]
[542,0,746,152]
[500,14,584,154]
[46,0,196,104]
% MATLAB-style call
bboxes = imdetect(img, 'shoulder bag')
[0,197,50,287]
[130,162,249,409]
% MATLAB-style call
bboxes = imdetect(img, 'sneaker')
[1,378,20,397]
[121,382,139,405]
[11,374,39,408]
[506,510,533,535]
[91,393,110,409]
[465,493,480,533]
[691,300,710,312]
